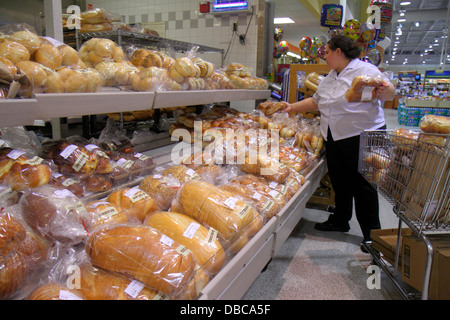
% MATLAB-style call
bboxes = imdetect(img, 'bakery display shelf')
[76,30,225,55]
[197,160,327,300]
[0,89,270,127]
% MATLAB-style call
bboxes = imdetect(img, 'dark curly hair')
[327,35,360,59]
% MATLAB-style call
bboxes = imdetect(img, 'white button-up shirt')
[312,59,387,141]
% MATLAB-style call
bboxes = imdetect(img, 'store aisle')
[242,108,408,300]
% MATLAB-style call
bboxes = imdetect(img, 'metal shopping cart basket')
[358,129,449,299]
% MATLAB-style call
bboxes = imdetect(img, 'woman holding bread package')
[283,35,395,251]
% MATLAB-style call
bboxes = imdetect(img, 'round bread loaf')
[0,40,30,64]
[15,60,47,88]
[10,30,41,54]
[4,161,51,191]
[34,43,62,70]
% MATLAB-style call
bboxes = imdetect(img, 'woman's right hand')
[280,101,291,112]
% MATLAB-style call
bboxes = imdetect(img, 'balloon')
[329,27,344,38]
[343,19,361,41]
[368,48,381,66]
[273,47,282,59]
[317,45,326,59]
[274,27,283,41]
[299,36,312,52]
[320,4,343,28]
[359,22,376,43]
[279,41,288,54]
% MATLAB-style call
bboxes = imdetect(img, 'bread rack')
[358,129,449,300]
[75,30,225,64]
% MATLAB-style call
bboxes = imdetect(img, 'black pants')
[324,127,384,240]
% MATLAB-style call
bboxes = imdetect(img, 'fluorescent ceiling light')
[274,17,295,24]
[400,1,411,5]
[397,19,406,22]
[287,52,300,59]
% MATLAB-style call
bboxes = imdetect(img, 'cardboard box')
[371,228,413,267]
[401,141,449,223]
[402,234,450,299]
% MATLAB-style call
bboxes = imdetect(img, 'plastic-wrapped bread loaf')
[144,211,225,274]
[107,187,159,222]
[345,74,384,102]
[240,154,290,184]
[174,180,260,241]
[0,250,29,299]
[79,263,164,300]
[419,114,450,134]
[85,224,197,296]
[26,283,85,300]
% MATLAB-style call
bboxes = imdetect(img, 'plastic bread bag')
[139,173,181,211]
[345,73,385,102]
[0,147,52,192]
[49,172,85,198]
[171,179,262,243]
[57,66,102,93]
[143,210,225,276]
[19,184,93,245]
[130,66,174,92]
[204,70,234,90]
[107,147,155,180]
[85,223,198,297]
[95,61,139,88]
[39,139,98,178]
[83,200,141,232]
[239,154,290,184]
[129,47,174,70]
[66,136,113,175]
[219,181,281,222]
[78,38,124,68]
[257,101,287,117]
[419,114,450,134]
[106,187,159,223]
[224,63,252,78]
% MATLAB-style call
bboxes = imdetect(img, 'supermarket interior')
[0,0,449,302]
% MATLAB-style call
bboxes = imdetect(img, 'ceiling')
[272,0,450,67]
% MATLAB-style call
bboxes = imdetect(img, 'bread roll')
[107,187,159,222]
[26,283,84,300]
[85,224,197,295]
[144,211,225,274]
[0,250,29,299]
[95,61,133,87]
[79,263,164,300]
[58,44,79,67]
[419,115,450,134]
[175,180,258,240]
[10,30,41,54]
[0,148,17,181]
[83,174,112,193]
[130,49,163,68]
[15,60,47,88]
[49,173,84,197]
[79,22,113,33]
[57,67,87,92]
[4,161,51,191]
[131,66,169,91]
[43,70,64,93]
[345,74,384,102]
[80,8,111,24]
[0,56,19,78]
[34,43,62,70]
[0,40,30,64]
[79,38,123,68]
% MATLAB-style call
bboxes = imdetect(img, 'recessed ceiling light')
[274,17,295,24]
[397,18,406,22]
[415,22,420,27]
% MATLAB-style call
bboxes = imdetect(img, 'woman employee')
[283,35,395,250]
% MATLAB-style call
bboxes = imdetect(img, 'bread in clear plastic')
[95,61,139,87]
[345,74,384,102]
[130,66,170,92]
[107,187,159,222]
[173,180,260,241]
[49,173,84,198]
[78,38,124,68]
[419,114,450,134]
[20,184,92,245]
[33,43,63,70]
[26,282,85,300]
[240,154,290,184]
[85,224,197,296]
[57,44,79,68]
[85,200,134,230]
[57,66,102,93]
[144,211,225,274]
[79,262,166,300]
[0,40,30,64]
[139,174,180,210]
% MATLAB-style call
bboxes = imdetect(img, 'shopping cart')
[358,129,449,300]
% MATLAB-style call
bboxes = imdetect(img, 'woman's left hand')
[375,81,395,101]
